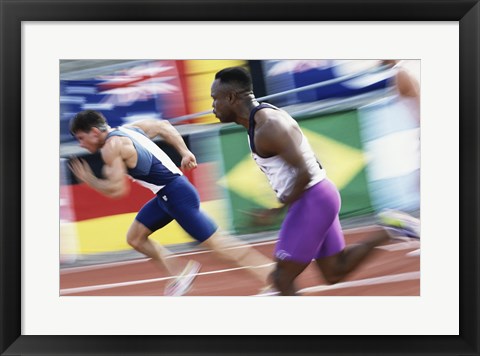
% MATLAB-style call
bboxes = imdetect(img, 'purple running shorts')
[274,178,346,264]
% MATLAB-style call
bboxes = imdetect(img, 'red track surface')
[60,226,420,296]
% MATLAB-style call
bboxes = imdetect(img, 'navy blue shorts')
[135,175,218,242]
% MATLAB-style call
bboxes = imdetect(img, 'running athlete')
[211,67,403,296]
[377,60,421,243]
[68,110,273,296]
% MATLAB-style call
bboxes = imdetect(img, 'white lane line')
[61,266,417,296]
[61,226,387,274]
[60,240,277,274]
[61,237,418,275]
[406,249,421,257]
[60,263,275,295]
[254,271,420,296]
[377,240,420,251]
[302,271,420,294]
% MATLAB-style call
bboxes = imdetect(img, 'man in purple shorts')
[211,67,395,295]
[69,110,273,296]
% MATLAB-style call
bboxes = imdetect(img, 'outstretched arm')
[128,119,197,171]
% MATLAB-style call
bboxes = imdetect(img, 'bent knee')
[127,221,152,249]
[315,253,345,284]
[126,233,147,249]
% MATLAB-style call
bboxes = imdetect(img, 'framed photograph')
[1,0,478,355]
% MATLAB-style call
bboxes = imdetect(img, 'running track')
[60,226,420,296]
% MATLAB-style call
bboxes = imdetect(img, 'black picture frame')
[1,1,478,355]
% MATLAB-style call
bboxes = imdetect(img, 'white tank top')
[248,103,326,201]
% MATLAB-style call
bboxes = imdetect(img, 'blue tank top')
[106,126,182,193]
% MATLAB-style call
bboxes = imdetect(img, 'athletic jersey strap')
[106,126,182,194]
[248,103,278,153]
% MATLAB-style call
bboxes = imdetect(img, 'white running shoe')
[164,260,201,296]
[377,209,420,239]
[256,284,280,296]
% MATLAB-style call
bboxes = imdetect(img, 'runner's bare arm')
[69,137,129,198]
[128,119,197,171]
[255,116,311,205]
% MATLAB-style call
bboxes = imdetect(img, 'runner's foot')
[377,209,420,239]
[256,284,280,296]
[164,260,201,296]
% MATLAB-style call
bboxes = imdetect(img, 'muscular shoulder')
[102,135,133,164]
[103,135,123,152]
[254,109,296,156]
[255,107,285,130]
[256,108,296,136]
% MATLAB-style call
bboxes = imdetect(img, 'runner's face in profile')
[211,80,236,123]
[74,128,102,153]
